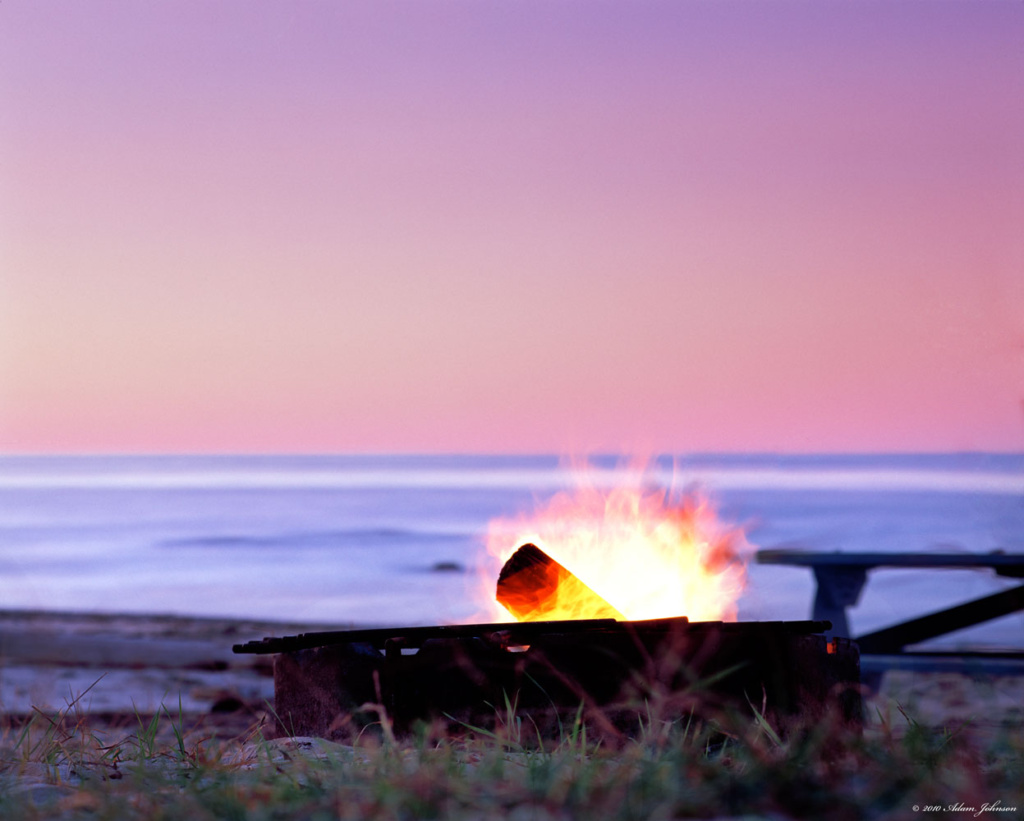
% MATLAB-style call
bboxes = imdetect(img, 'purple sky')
[2,1,1022,453]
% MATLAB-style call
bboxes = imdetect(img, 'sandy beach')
[0,610,369,744]
[2,609,1022,746]
[2,608,1019,819]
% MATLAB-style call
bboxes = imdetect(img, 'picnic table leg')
[812,566,868,638]
[855,582,1024,654]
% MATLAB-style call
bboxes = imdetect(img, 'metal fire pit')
[234,617,860,741]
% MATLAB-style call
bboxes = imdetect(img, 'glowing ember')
[480,462,752,622]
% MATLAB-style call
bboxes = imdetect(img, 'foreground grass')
[1,691,1022,821]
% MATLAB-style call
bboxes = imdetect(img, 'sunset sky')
[2,1,1022,454]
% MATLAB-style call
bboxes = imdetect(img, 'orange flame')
[480,462,752,623]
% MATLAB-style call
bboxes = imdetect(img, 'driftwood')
[496,543,625,622]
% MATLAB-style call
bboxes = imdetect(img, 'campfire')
[235,467,861,741]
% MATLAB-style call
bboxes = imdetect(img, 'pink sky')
[1,2,1022,453]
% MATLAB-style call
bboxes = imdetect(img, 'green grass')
[1,688,1022,820]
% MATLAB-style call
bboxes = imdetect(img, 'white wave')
[0,464,1021,494]
[672,467,1024,495]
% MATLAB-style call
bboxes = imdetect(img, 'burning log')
[496,542,626,622]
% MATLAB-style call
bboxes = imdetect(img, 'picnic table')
[755,549,1024,678]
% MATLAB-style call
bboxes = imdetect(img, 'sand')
[0,609,365,741]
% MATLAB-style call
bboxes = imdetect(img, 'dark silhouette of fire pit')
[234,617,860,741]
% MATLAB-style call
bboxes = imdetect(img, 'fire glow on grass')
[482,464,752,623]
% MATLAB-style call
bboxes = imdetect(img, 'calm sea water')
[1,454,1021,649]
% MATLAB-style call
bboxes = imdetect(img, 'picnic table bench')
[755,549,1024,680]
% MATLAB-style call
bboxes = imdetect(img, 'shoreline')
[2,609,1022,739]
[0,609,363,731]
[0,608,369,643]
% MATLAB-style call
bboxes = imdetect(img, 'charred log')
[496,542,626,621]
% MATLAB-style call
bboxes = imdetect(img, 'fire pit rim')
[232,617,834,656]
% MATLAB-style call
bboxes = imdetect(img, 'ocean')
[1,453,1021,649]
